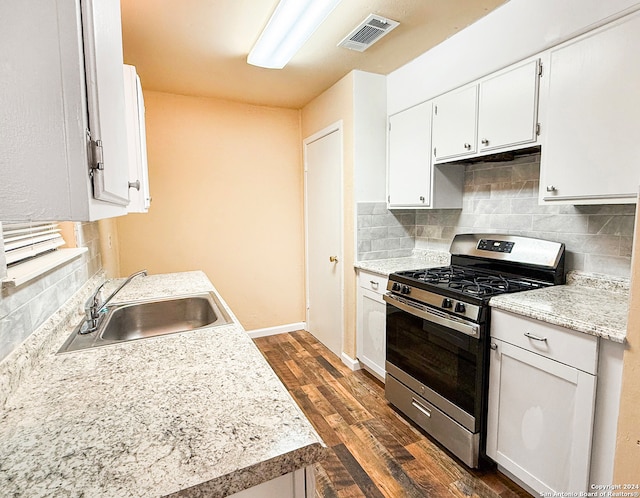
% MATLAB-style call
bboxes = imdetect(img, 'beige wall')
[301,73,357,359]
[116,91,305,331]
[613,199,640,480]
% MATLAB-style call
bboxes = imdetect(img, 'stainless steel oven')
[384,234,565,468]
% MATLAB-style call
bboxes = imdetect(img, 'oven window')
[386,304,479,416]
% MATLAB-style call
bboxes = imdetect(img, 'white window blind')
[2,222,65,266]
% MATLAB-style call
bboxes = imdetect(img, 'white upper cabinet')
[124,65,151,213]
[432,86,478,161]
[0,0,130,221]
[540,10,640,204]
[387,102,464,209]
[388,102,432,207]
[432,58,541,164]
[477,59,540,153]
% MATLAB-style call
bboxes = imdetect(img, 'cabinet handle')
[463,143,472,150]
[369,280,379,289]
[524,332,548,342]
[481,138,489,146]
[490,343,498,350]
[411,399,432,418]
[546,185,557,192]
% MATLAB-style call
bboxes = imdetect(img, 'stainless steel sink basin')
[59,292,230,353]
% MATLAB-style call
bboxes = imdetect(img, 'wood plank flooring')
[253,331,532,498]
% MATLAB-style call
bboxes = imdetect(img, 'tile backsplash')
[0,222,102,361]
[357,153,636,278]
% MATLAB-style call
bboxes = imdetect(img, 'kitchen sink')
[58,293,231,353]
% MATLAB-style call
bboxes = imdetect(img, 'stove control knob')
[454,302,466,313]
[392,282,400,292]
[401,285,411,295]
[442,298,453,308]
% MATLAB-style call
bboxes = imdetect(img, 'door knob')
[329,256,339,263]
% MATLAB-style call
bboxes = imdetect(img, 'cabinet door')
[387,102,432,207]
[124,65,151,213]
[83,0,130,207]
[478,60,540,152]
[487,339,596,494]
[432,85,478,161]
[540,11,640,204]
[356,285,386,381]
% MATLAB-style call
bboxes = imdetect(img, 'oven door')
[384,293,485,433]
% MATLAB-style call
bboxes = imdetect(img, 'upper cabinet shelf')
[539,10,640,205]
[0,0,135,221]
[432,58,541,164]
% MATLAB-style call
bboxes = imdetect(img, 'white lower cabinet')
[487,310,598,495]
[228,467,314,498]
[356,270,388,381]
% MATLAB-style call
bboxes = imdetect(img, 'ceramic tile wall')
[358,153,636,277]
[0,222,101,361]
[356,203,415,260]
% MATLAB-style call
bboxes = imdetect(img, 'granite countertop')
[354,250,451,276]
[0,271,325,497]
[489,272,630,343]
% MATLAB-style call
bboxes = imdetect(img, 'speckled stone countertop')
[489,271,630,343]
[0,271,325,497]
[354,250,450,276]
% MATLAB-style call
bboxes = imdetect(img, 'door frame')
[303,121,344,354]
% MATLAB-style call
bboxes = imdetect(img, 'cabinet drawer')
[491,309,598,374]
[357,271,388,295]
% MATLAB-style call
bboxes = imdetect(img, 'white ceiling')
[120,0,507,109]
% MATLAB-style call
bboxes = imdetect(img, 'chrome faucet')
[80,269,148,334]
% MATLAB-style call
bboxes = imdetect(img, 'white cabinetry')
[540,10,640,204]
[387,103,464,209]
[487,310,598,495]
[477,59,540,153]
[432,86,478,161]
[356,270,388,381]
[432,59,540,163]
[229,467,314,498]
[123,65,151,213]
[0,0,130,221]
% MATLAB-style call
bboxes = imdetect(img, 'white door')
[304,125,343,357]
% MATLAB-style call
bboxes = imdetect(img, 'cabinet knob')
[481,138,489,146]
[490,343,498,350]
[419,196,425,202]
[546,185,557,192]
[463,143,472,150]
[128,180,141,191]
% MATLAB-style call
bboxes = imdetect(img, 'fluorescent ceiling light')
[248,0,342,69]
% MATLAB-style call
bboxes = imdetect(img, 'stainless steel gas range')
[384,233,565,468]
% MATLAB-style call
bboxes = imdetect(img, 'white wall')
[353,71,387,203]
[388,0,640,114]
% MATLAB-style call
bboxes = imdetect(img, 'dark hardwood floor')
[253,331,532,498]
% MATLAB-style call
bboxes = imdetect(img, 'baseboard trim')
[341,352,361,371]
[247,322,306,339]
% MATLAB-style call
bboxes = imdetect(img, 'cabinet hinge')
[433,147,437,157]
[536,123,541,136]
[88,135,104,172]
[434,105,438,116]
[389,122,391,131]
[538,62,543,77]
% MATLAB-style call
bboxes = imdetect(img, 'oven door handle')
[384,294,480,338]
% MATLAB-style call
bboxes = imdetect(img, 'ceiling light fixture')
[248,0,342,69]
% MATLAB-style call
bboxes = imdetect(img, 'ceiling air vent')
[338,14,399,52]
